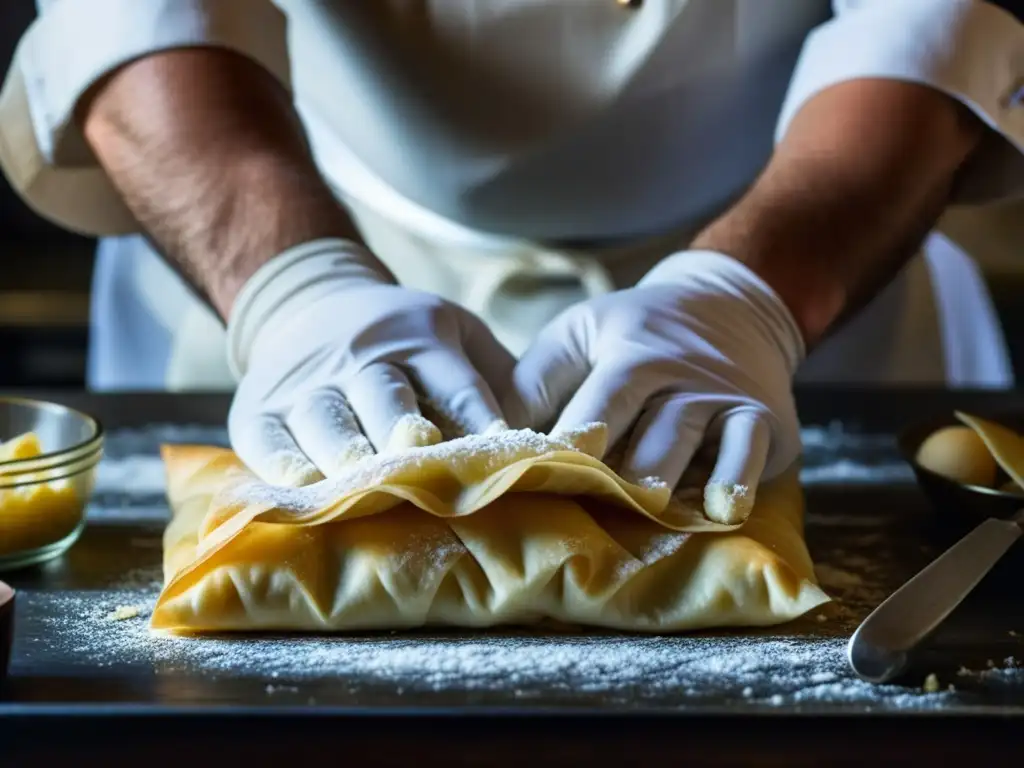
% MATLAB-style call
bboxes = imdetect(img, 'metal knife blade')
[848,511,1024,684]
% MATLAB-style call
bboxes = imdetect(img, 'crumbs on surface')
[956,658,1021,680]
[107,605,141,621]
[923,674,940,693]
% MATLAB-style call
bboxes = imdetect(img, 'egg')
[915,426,998,487]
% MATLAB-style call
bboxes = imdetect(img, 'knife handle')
[848,515,1022,683]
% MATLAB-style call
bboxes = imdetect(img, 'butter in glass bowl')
[0,399,103,571]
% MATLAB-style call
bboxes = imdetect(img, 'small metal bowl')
[899,413,1024,528]
[0,397,104,571]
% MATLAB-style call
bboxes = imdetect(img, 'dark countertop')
[2,389,1024,766]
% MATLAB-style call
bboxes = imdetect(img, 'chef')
[1,0,1022,518]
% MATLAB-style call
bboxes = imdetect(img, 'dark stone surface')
[2,390,1024,765]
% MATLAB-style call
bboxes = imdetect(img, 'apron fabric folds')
[77,0,1020,393]
[89,199,1014,392]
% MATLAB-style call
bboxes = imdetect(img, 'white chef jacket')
[1,0,1023,389]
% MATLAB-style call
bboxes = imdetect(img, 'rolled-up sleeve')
[0,0,291,236]
[776,0,1024,204]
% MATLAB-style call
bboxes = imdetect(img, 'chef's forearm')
[690,79,985,348]
[79,48,367,320]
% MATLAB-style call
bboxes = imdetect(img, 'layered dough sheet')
[153,425,828,634]
[955,412,1024,487]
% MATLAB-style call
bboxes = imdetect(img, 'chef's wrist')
[640,249,807,373]
[689,226,845,349]
[731,253,846,350]
[199,150,379,319]
[689,79,985,350]
[225,238,392,378]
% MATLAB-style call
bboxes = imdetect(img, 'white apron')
[87,193,1013,392]
[79,0,1017,391]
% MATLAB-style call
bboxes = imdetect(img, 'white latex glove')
[226,239,514,486]
[503,250,805,524]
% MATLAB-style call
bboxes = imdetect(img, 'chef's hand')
[503,251,805,524]
[226,239,515,486]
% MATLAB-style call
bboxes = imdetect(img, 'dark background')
[1,0,1022,389]
[1,0,95,388]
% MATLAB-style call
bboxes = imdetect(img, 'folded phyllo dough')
[153,425,827,634]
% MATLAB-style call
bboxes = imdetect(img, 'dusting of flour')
[225,423,613,513]
[29,421,1002,712]
[11,581,955,710]
[22,579,1022,710]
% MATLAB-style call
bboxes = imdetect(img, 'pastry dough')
[153,424,828,634]
[955,412,1024,485]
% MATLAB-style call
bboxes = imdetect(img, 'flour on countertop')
[18,422,1021,711]
[93,456,168,497]
[19,579,1023,710]
[800,423,895,450]
[800,462,913,485]
[13,542,1014,712]
[12,583,979,710]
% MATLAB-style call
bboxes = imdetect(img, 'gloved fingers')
[408,350,507,436]
[703,409,772,525]
[228,407,323,487]
[619,397,714,489]
[503,331,589,430]
[459,312,518,394]
[344,363,439,453]
[551,365,656,455]
[285,387,375,476]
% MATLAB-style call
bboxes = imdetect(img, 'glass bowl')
[0,397,104,571]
